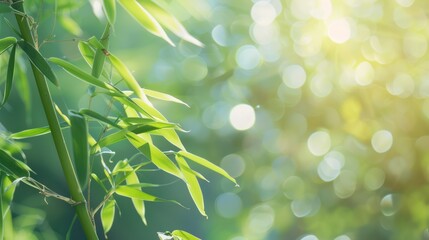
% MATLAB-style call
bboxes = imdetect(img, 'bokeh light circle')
[229,104,256,131]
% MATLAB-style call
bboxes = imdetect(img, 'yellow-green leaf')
[124,161,147,225]
[117,0,174,46]
[172,230,201,240]
[176,155,205,217]
[137,1,203,47]
[103,0,116,25]
[178,151,238,186]
[101,198,115,236]
[143,88,189,107]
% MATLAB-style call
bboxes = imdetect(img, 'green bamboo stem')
[11,1,99,239]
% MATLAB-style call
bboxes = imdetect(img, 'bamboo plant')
[0,0,237,239]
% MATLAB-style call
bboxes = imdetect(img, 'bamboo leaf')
[17,41,58,86]
[101,198,115,236]
[59,15,83,36]
[176,155,206,217]
[127,132,183,179]
[48,57,115,91]
[143,89,189,107]
[108,54,146,100]
[1,44,16,108]
[137,1,204,47]
[10,122,69,139]
[172,230,201,240]
[0,37,16,55]
[103,0,116,25]
[80,108,120,128]
[115,185,184,207]
[117,0,174,46]
[0,149,30,178]
[69,110,90,190]
[178,151,238,186]
[123,161,147,225]
[91,173,108,192]
[77,41,96,67]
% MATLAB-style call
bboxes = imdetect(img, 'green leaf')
[0,37,16,55]
[69,110,90,190]
[103,0,116,25]
[115,185,184,207]
[143,89,189,107]
[117,0,174,46]
[178,151,238,186]
[153,128,186,150]
[176,155,205,217]
[108,54,147,101]
[137,1,204,47]
[77,41,96,67]
[127,132,183,179]
[80,109,120,128]
[101,198,115,236]
[123,161,147,225]
[10,122,69,139]
[0,149,30,178]
[17,41,58,86]
[1,44,16,108]
[48,57,115,91]
[91,173,108,192]
[172,230,201,240]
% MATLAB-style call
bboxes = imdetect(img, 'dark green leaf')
[80,108,120,128]
[0,3,11,13]
[1,44,16,108]
[15,56,31,114]
[69,110,90,190]
[0,149,30,178]
[17,41,58,86]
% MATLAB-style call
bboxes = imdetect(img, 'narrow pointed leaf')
[143,89,189,107]
[115,186,184,207]
[101,198,115,235]
[1,44,16,108]
[172,230,201,240]
[178,151,238,186]
[0,149,30,178]
[127,132,183,179]
[117,0,174,46]
[176,155,206,217]
[10,122,69,139]
[48,57,115,91]
[124,161,147,225]
[103,0,116,25]
[17,41,58,86]
[108,54,146,100]
[78,41,96,67]
[153,128,185,150]
[80,109,120,128]
[69,110,90,190]
[91,173,108,192]
[137,1,204,47]
[0,37,16,55]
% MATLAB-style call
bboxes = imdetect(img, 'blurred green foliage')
[2,0,429,239]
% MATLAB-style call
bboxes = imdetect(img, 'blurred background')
[2,0,429,239]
